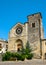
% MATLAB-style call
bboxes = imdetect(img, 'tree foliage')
[25,41,31,54]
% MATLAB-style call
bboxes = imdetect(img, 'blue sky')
[0,0,46,40]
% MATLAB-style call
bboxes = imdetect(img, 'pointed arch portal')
[16,39,23,52]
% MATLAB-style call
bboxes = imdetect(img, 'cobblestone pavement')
[0,59,46,65]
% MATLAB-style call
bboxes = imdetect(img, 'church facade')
[8,12,46,59]
[0,12,46,59]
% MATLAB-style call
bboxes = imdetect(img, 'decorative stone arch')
[16,39,23,52]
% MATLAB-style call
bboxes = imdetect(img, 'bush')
[16,54,21,60]
[20,54,25,61]
[2,52,21,61]
[26,53,33,60]
[12,52,25,61]
[2,52,33,61]
[2,52,12,61]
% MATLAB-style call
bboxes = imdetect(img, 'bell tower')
[27,12,44,58]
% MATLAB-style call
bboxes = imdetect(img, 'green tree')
[21,45,25,54]
[25,41,32,54]
[25,41,33,59]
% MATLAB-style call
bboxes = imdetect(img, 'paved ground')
[0,54,2,61]
[0,59,46,65]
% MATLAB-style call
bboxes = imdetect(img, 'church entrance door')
[16,39,23,52]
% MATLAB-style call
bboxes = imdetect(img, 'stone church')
[0,12,46,59]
